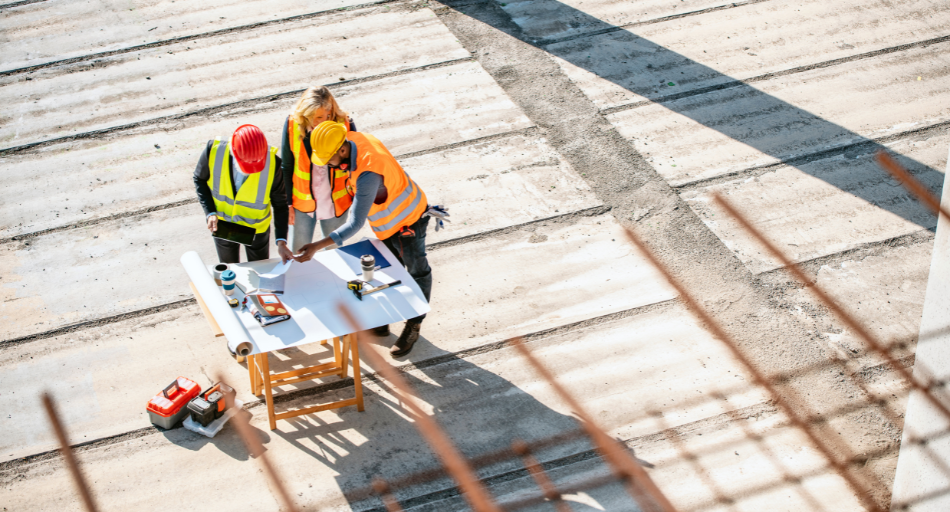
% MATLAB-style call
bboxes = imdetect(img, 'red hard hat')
[231,124,268,174]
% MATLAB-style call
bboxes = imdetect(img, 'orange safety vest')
[287,117,353,217]
[347,132,428,240]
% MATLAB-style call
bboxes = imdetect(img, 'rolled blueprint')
[180,251,253,356]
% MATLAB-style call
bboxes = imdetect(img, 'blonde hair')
[291,86,348,139]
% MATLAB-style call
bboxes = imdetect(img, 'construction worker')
[281,86,357,253]
[294,121,439,358]
[193,124,294,264]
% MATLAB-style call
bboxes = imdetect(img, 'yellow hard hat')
[310,121,348,166]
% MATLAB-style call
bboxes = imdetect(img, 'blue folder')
[337,239,393,275]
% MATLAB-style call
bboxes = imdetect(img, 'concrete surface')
[608,40,950,188]
[0,60,534,240]
[2,0,947,509]
[681,132,945,273]
[891,150,950,511]
[548,0,950,109]
[0,5,468,148]
[0,0,385,71]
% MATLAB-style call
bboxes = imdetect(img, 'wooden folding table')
[186,239,429,430]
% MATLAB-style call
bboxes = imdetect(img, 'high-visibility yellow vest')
[347,132,428,240]
[207,138,277,234]
[287,118,353,217]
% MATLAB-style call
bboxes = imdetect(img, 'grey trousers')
[290,208,348,252]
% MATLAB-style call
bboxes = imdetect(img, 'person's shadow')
[444,0,944,231]
[273,335,645,511]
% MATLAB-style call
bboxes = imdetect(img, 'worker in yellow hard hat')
[280,86,357,253]
[294,121,437,358]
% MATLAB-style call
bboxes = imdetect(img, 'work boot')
[390,322,421,357]
[373,324,390,337]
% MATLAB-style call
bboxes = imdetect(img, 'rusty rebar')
[513,337,678,512]
[875,150,950,222]
[651,411,736,511]
[715,392,831,512]
[42,393,99,512]
[512,439,573,512]
[216,375,300,512]
[372,478,406,512]
[712,193,950,427]
[620,226,886,512]
[337,305,502,512]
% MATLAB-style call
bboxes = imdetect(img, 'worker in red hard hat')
[193,124,293,264]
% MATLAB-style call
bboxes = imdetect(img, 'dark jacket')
[192,140,289,240]
[279,115,357,209]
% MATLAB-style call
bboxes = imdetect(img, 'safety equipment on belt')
[207,138,278,234]
[287,118,352,217]
[309,121,348,166]
[347,132,428,240]
[425,205,451,232]
[231,124,268,175]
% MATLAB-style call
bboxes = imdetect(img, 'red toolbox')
[147,377,201,429]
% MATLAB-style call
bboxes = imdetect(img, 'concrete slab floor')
[1,306,772,510]
[0,61,535,240]
[758,236,933,367]
[0,0,387,71]
[0,5,467,148]
[495,0,737,42]
[608,41,950,188]
[547,0,950,110]
[2,0,947,507]
[0,210,673,351]
[681,131,945,273]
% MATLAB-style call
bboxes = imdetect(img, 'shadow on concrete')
[444,0,944,227]
[160,409,272,462]
[271,338,644,511]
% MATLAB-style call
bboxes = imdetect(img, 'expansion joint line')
[534,0,772,46]
[602,34,950,116]
[671,118,950,192]
[0,206,623,348]
[0,0,45,10]
[0,299,680,471]
[0,0,405,77]
[0,298,196,347]
[0,57,473,156]
[0,125,531,243]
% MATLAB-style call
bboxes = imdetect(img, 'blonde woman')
[280,86,357,252]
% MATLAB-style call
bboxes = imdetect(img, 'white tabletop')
[217,239,429,355]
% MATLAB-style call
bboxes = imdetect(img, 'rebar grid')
[40,150,950,511]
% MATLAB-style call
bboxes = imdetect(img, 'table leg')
[247,353,257,395]
[350,333,365,412]
[339,335,351,380]
[333,337,341,367]
[261,352,277,430]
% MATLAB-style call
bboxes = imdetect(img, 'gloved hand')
[425,205,451,232]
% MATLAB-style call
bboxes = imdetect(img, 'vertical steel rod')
[337,305,503,512]
[42,393,99,512]
[511,439,573,512]
[372,478,406,512]
[620,226,885,512]
[712,193,950,424]
[512,338,678,512]
[216,375,301,512]
[875,151,950,222]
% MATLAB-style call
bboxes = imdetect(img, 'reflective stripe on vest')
[348,132,428,240]
[287,118,353,217]
[207,138,276,234]
[368,177,424,233]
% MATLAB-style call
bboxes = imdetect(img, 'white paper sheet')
[180,251,254,356]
